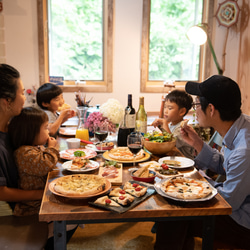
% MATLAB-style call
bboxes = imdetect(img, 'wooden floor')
[67,222,203,250]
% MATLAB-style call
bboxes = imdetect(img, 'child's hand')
[151,118,164,128]
[60,109,75,123]
[47,137,59,150]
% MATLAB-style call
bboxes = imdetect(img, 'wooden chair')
[0,202,48,250]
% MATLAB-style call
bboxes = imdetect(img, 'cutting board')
[98,164,123,185]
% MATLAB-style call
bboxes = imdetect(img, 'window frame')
[140,0,214,93]
[37,0,114,93]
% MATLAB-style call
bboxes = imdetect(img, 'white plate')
[154,178,218,202]
[85,144,113,153]
[158,156,194,169]
[59,127,77,136]
[62,160,99,173]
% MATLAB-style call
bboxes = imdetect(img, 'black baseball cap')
[185,75,241,110]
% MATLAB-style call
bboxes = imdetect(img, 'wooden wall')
[237,0,250,115]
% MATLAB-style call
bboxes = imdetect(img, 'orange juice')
[75,128,89,145]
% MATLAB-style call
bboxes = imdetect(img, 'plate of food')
[49,174,111,199]
[102,147,150,163]
[62,159,99,173]
[158,156,194,169]
[59,148,97,160]
[98,160,123,185]
[89,180,155,213]
[85,142,114,152]
[154,176,217,202]
[139,161,182,179]
[59,127,77,136]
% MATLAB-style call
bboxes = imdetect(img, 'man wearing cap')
[154,75,250,249]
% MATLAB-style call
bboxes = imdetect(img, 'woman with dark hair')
[0,64,43,210]
[8,107,59,216]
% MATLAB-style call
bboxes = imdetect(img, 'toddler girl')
[8,107,59,216]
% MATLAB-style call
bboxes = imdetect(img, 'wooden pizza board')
[98,164,123,185]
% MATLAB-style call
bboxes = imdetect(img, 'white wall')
[2,0,240,112]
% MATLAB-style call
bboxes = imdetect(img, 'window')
[37,0,114,92]
[141,0,214,92]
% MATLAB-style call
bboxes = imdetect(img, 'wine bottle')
[136,97,147,134]
[124,94,135,130]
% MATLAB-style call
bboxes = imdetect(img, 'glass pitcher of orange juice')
[75,106,89,145]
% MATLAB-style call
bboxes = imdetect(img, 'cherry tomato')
[105,199,111,204]
[161,163,169,170]
[135,187,141,191]
[119,196,125,200]
[145,138,149,141]
[132,183,139,188]
[119,190,126,194]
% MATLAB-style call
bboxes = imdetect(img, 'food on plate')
[139,161,160,169]
[60,148,97,160]
[96,142,114,149]
[54,174,106,196]
[123,181,147,197]
[157,163,179,176]
[144,131,174,143]
[133,166,154,178]
[180,119,189,128]
[94,195,120,207]
[74,150,86,157]
[101,164,120,179]
[58,103,71,111]
[109,187,135,205]
[108,147,145,161]
[160,176,213,200]
[71,158,90,169]
[162,159,181,167]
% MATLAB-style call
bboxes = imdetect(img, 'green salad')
[74,150,86,157]
[144,131,173,143]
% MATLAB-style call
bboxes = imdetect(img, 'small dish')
[131,169,156,183]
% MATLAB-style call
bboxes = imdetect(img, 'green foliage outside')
[48,0,103,80]
[149,0,203,81]
[48,0,202,81]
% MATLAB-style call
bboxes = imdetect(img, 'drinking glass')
[127,132,143,166]
[94,123,109,151]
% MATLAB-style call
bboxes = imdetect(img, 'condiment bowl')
[131,169,156,183]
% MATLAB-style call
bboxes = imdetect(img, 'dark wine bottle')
[124,94,135,130]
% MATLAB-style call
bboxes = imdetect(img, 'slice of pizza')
[109,188,135,203]
[94,195,120,207]
[123,182,147,197]
[71,158,89,169]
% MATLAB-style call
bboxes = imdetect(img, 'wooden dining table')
[39,133,232,250]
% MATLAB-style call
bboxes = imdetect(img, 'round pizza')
[53,174,107,196]
[108,147,145,161]
[160,176,213,200]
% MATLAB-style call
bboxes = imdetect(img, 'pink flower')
[86,112,116,132]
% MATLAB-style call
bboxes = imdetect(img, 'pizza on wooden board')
[108,147,145,161]
[53,174,106,196]
[160,176,213,200]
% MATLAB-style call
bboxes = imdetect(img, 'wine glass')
[127,132,143,166]
[94,123,109,151]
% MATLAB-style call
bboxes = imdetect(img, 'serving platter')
[154,178,217,202]
[49,177,111,199]
[60,148,97,160]
[85,144,114,153]
[102,150,151,163]
[62,160,99,173]
[158,156,195,169]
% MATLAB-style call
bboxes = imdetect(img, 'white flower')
[100,98,124,125]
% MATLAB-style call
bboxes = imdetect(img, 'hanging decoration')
[215,0,240,28]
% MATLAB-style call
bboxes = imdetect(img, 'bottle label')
[136,120,147,134]
[126,114,136,128]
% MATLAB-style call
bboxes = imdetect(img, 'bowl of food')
[143,131,176,155]
[95,142,114,151]
[130,166,156,183]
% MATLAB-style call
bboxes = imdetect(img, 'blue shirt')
[195,114,250,229]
